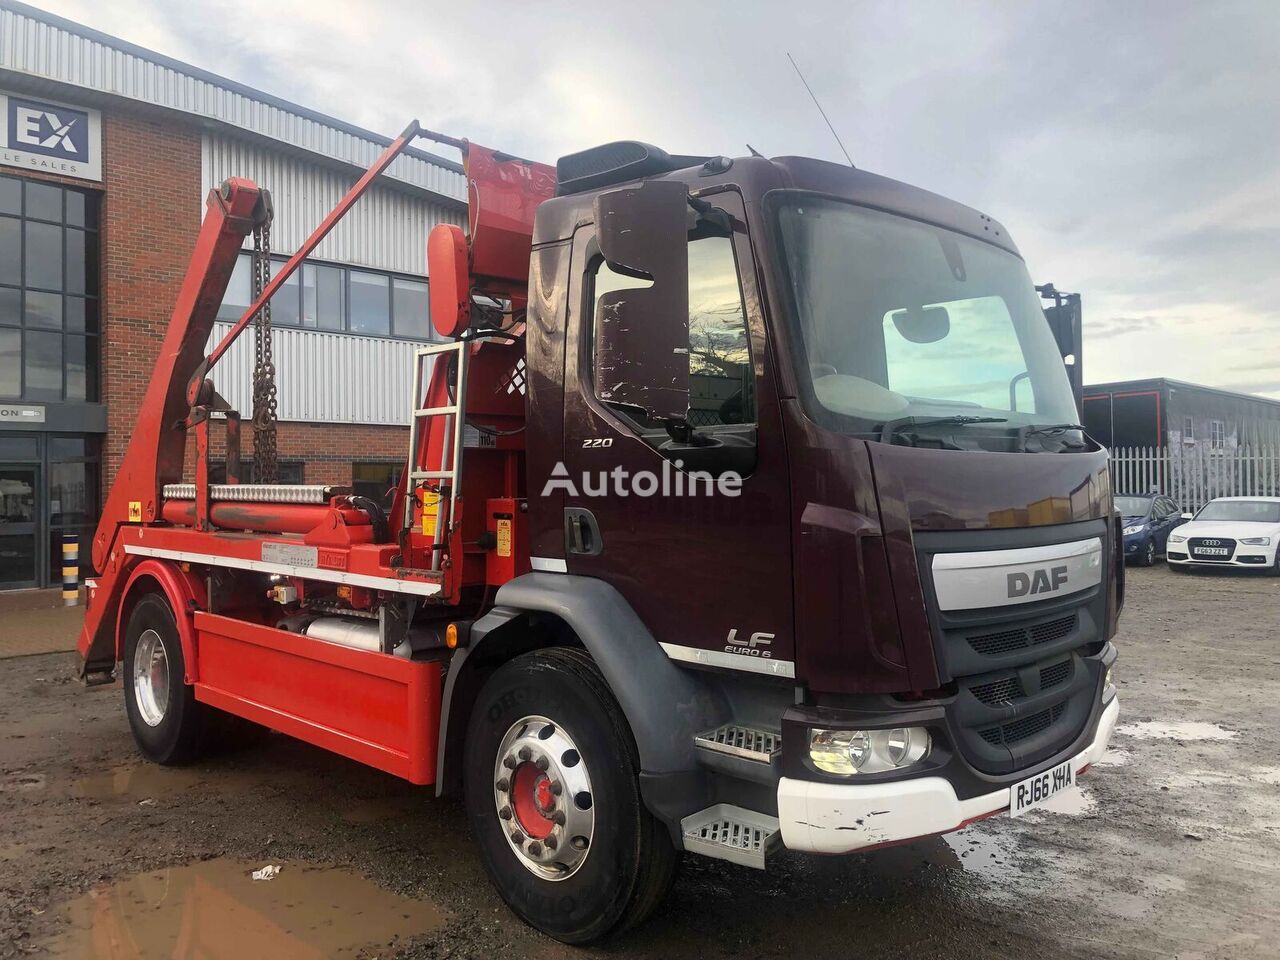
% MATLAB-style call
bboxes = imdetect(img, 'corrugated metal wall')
[202,133,464,274]
[209,321,433,426]
[0,4,467,203]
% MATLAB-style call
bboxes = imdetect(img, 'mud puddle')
[73,763,212,801]
[1115,720,1238,741]
[34,857,446,958]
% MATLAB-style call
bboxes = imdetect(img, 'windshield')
[1114,496,1152,516]
[773,197,1079,439]
[1195,500,1280,523]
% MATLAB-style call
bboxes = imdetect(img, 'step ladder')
[404,340,470,570]
[681,804,781,869]
[682,723,783,868]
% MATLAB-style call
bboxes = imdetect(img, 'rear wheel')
[122,593,207,765]
[463,648,677,943]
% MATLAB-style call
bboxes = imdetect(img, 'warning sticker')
[127,501,143,522]
[496,518,512,558]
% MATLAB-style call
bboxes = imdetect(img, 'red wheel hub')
[510,762,555,839]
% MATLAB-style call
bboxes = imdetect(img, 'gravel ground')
[1,565,1277,959]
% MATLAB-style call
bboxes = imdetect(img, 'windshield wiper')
[879,415,1008,446]
[1021,423,1088,451]
[1023,423,1086,436]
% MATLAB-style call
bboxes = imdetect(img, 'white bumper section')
[778,695,1120,854]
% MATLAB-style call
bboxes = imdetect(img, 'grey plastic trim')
[436,573,726,789]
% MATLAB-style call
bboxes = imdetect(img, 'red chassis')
[79,122,556,787]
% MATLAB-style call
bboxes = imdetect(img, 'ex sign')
[0,91,102,182]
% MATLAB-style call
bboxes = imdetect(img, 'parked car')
[1117,494,1186,566]
[1166,496,1280,574]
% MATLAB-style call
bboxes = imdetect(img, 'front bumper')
[1167,547,1276,568]
[1122,533,1149,557]
[777,695,1119,854]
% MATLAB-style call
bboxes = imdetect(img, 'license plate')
[1193,547,1229,557]
[1010,759,1076,818]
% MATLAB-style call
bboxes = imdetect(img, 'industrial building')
[0,1,465,589]
[1083,377,1280,450]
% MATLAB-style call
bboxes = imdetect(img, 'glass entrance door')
[0,464,39,588]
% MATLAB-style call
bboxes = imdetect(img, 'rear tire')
[122,593,207,765]
[463,648,677,944]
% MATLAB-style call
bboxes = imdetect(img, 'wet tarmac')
[2,565,1278,958]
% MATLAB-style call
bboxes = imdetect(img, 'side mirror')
[1181,512,1194,520]
[592,180,690,423]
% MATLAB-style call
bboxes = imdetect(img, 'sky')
[26,0,1280,398]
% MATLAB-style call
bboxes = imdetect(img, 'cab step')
[694,723,781,764]
[681,803,781,869]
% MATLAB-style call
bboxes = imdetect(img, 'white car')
[1166,496,1280,574]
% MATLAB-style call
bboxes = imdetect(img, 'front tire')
[463,648,677,943]
[1136,540,1156,567]
[123,593,207,765]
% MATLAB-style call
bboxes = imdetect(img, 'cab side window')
[592,231,755,430]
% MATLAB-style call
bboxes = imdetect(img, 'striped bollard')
[62,534,79,607]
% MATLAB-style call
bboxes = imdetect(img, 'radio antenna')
[787,52,855,168]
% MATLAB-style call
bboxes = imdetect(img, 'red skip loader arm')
[79,122,431,674]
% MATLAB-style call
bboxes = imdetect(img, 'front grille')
[970,675,1022,705]
[968,613,1077,657]
[979,703,1067,747]
[918,520,1109,776]
[1040,659,1071,690]
[1188,537,1236,560]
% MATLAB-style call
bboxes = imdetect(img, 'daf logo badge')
[1007,565,1069,598]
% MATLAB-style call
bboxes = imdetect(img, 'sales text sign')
[0,91,102,182]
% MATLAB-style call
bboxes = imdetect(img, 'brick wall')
[99,106,411,492]
[183,421,409,485]
[100,110,203,486]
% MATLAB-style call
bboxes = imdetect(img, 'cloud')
[24,0,1280,400]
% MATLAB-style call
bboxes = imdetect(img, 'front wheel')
[122,593,207,765]
[1136,540,1156,567]
[463,648,677,943]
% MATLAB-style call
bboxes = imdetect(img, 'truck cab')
[488,141,1119,873]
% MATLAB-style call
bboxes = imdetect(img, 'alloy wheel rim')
[133,628,170,727]
[493,715,595,881]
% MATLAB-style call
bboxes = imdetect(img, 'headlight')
[1241,536,1271,545]
[1123,524,1146,536]
[809,727,931,775]
[1169,533,1187,543]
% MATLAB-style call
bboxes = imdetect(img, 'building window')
[1209,419,1226,449]
[0,176,101,402]
[1182,415,1195,443]
[217,252,434,341]
[352,461,403,510]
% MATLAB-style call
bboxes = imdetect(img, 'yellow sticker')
[496,518,512,558]
[127,501,143,523]
[420,490,441,536]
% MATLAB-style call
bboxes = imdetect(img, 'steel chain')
[250,215,278,483]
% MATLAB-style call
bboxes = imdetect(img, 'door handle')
[564,508,603,557]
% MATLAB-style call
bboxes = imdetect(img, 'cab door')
[559,190,795,676]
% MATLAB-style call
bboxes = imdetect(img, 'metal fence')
[1110,445,1280,510]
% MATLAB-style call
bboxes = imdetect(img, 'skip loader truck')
[78,121,1122,943]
